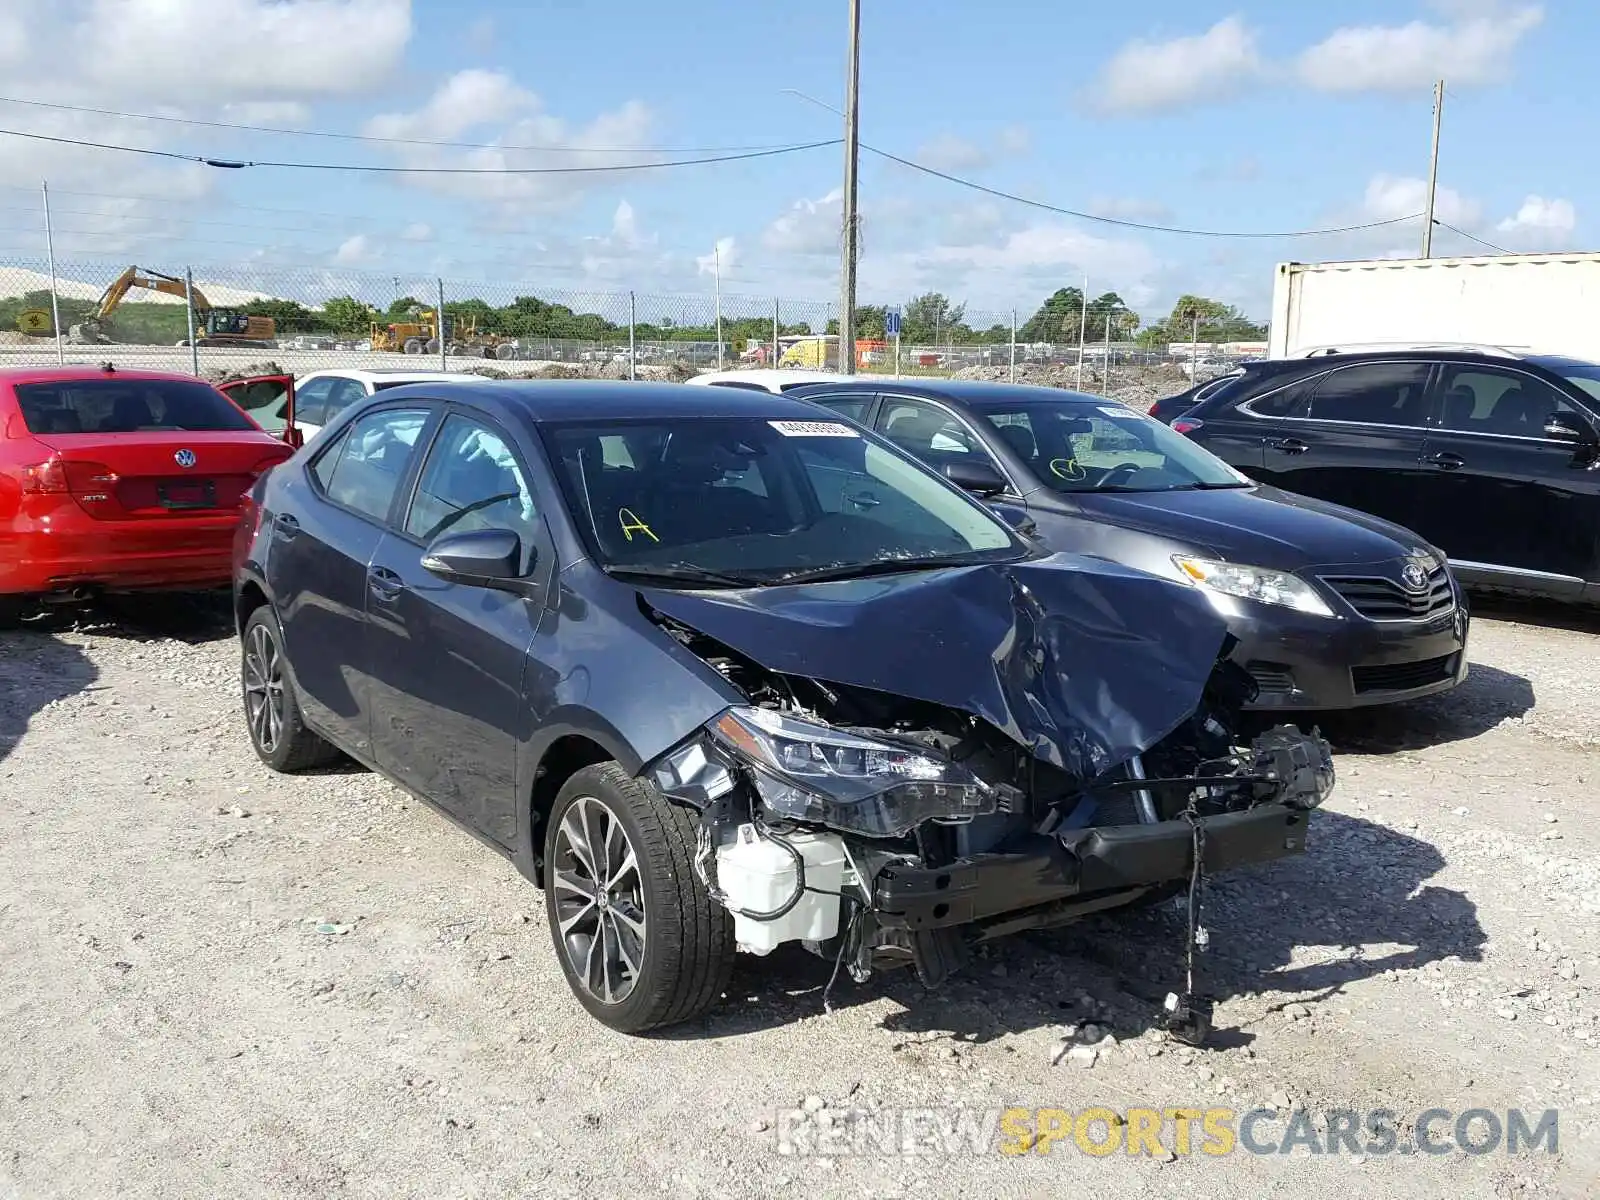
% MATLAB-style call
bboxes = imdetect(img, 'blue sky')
[0,0,1580,327]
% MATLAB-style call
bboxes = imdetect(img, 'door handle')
[1424,452,1464,470]
[846,491,881,508]
[367,566,405,602]
[1266,437,1309,455]
[272,513,300,540]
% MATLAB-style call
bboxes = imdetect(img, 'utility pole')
[838,0,861,375]
[184,268,199,376]
[41,181,64,364]
[1074,276,1088,390]
[713,243,724,370]
[1421,78,1444,259]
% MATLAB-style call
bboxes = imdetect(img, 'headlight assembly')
[697,706,997,837]
[1173,556,1335,617]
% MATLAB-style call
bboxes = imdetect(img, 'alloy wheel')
[242,622,286,754]
[551,796,648,1004]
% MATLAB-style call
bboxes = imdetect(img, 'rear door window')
[14,378,257,434]
[803,394,873,422]
[1305,363,1433,426]
[314,407,431,523]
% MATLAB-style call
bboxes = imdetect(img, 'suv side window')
[404,414,539,564]
[1305,363,1433,426]
[1435,366,1584,438]
[293,377,337,426]
[1238,372,1321,418]
[315,407,431,522]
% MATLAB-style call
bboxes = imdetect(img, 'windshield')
[1530,356,1600,405]
[542,416,1024,585]
[974,401,1248,493]
[15,378,258,435]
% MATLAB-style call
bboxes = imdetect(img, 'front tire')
[240,607,340,772]
[543,763,733,1033]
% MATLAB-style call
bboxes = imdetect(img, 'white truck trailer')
[1267,253,1600,360]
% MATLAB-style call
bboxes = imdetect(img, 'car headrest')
[995,423,1036,459]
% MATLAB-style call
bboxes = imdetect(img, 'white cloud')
[362,70,657,213]
[400,222,433,242]
[1085,17,1262,115]
[914,125,1031,172]
[1361,173,1481,226]
[220,101,313,124]
[762,189,843,255]
[1496,195,1576,241]
[696,237,738,279]
[1297,4,1542,92]
[79,0,412,103]
[334,234,377,264]
[610,200,639,245]
[0,9,27,64]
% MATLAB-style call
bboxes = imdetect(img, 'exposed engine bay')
[641,603,1334,1041]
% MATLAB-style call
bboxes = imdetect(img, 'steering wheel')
[1097,462,1145,487]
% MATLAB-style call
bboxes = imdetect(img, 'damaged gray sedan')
[232,380,1333,1037]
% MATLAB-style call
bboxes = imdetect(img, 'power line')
[0,127,841,173]
[0,94,798,155]
[780,87,1411,240]
[1437,220,1511,255]
[861,143,1421,239]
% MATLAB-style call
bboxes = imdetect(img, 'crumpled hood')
[640,552,1230,781]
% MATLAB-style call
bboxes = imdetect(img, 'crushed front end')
[641,607,1334,1034]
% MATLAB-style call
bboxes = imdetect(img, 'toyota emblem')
[1400,560,1429,592]
[174,449,197,469]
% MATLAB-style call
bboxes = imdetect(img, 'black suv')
[1162,351,1600,604]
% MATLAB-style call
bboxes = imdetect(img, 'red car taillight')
[1147,401,1162,416]
[1171,418,1204,435]
[248,452,292,478]
[22,456,118,495]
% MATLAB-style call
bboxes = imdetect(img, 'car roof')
[298,368,493,384]
[686,369,842,391]
[366,378,842,423]
[788,378,1112,408]
[0,365,215,385]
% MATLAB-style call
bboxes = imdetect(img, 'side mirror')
[421,529,533,593]
[1544,412,1593,442]
[943,459,1007,497]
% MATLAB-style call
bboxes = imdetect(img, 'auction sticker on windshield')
[768,420,860,437]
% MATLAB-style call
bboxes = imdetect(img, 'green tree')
[1018,287,1085,342]
[1147,294,1265,345]
[243,298,317,333]
[321,295,381,337]
[902,292,967,344]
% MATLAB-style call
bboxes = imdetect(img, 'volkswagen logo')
[174,449,197,469]
[1400,560,1430,592]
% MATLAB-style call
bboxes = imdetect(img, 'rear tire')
[543,762,733,1033]
[240,606,340,772]
[402,337,424,355]
[0,595,29,630]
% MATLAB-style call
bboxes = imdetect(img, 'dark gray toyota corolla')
[232,379,1333,1035]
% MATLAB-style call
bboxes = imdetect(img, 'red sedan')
[0,364,297,627]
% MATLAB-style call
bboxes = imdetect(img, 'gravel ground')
[2,595,1597,1199]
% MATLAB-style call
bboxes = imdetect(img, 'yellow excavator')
[68,265,277,348]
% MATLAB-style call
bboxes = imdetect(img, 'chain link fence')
[0,256,1235,397]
